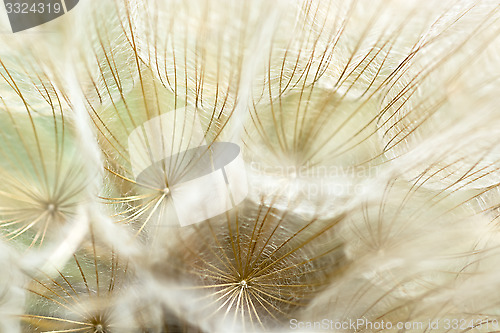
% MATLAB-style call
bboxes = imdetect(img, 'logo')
[4,0,79,33]
[128,108,248,227]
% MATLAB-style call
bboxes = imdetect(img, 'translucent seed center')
[47,203,56,213]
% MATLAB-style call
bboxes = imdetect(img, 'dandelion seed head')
[2,0,500,331]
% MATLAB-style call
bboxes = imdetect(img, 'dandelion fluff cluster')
[0,0,500,332]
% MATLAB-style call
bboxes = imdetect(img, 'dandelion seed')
[21,231,137,332]
[147,198,345,331]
